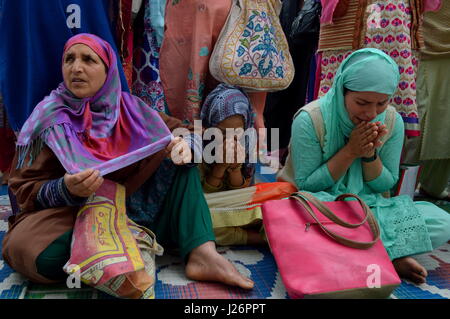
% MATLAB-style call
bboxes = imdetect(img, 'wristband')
[361,149,378,163]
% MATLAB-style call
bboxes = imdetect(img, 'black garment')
[279,0,304,36]
[264,0,319,154]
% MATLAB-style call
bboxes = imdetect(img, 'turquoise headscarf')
[318,48,400,195]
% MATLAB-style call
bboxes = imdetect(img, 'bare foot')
[185,241,254,290]
[393,257,428,284]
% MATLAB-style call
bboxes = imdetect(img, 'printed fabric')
[159,0,232,123]
[36,177,88,209]
[318,0,424,136]
[132,0,166,113]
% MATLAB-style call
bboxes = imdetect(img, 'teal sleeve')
[291,111,335,192]
[365,113,405,193]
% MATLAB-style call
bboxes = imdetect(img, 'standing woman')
[317,0,442,138]
[159,0,267,132]
[289,48,450,283]
[2,34,254,290]
[416,1,450,200]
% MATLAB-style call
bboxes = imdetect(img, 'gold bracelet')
[209,174,224,180]
[227,176,246,188]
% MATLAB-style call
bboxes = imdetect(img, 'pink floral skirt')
[318,1,420,136]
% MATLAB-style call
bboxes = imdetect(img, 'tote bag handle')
[290,192,381,249]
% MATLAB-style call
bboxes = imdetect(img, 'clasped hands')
[207,137,246,188]
[213,137,246,170]
[345,121,388,159]
[64,137,191,198]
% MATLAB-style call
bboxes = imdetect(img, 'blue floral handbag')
[209,0,295,92]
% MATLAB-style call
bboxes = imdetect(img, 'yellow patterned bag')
[63,179,163,299]
[209,0,295,92]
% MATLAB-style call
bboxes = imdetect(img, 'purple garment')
[16,33,172,176]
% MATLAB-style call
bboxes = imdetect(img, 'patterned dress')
[159,0,232,123]
[318,0,423,136]
[132,0,166,113]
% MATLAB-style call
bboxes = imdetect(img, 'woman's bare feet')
[185,241,254,290]
[393,256,428,284]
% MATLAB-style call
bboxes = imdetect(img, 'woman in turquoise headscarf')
[288,48,450,284]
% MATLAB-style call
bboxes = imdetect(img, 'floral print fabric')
[318,1,421,136]
[132,0,166,113]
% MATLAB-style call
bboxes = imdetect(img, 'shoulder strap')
[294,99,325,148]
[276,100,324,185]
[291,192,381,249]
[380,105,396,145]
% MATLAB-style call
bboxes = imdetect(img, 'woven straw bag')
[209,0,295,92]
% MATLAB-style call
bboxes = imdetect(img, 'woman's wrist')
[362,153,383,181]
[226,164,245,186]
[342,144,359,160]
[362,149,377,162]
[227,167,243,178]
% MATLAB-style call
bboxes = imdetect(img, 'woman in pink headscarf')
[2,34,254,291]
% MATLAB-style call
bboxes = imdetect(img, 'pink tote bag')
[262,192,401,298]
